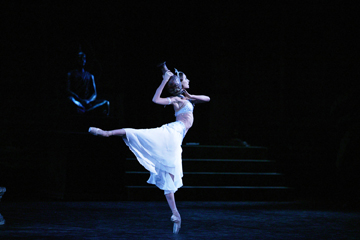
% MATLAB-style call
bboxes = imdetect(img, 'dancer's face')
[181,74,190,89]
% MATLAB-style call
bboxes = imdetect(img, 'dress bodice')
[174,100,194,117]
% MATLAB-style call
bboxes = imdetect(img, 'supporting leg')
[165,192,181,234]
[165,192,179,216]
[165,174,181,234]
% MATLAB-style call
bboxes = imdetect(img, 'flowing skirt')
[122,121,186,194]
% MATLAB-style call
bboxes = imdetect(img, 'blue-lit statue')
[67,50,110,116]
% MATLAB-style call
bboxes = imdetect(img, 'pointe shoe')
[171,215,181,234]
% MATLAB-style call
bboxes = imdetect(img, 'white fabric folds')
[123,121,186,194]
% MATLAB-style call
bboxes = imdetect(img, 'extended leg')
[88,127,126,137]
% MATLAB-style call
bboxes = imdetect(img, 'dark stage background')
[0,1,359,206]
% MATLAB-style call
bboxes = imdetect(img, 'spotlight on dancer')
[88,62,210,234]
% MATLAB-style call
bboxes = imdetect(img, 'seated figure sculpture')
[0,187,5,225]
[67,51,110,116]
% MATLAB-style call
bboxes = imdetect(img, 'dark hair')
[178,72,185,81]
[166,75,183,96]
[174,68,185,81]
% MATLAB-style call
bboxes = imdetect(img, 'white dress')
[122,121,186,194]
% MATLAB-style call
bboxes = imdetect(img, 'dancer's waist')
[166,121,187,138]
[175,113,193,130]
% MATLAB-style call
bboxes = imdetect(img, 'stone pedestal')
[0,187,6,225]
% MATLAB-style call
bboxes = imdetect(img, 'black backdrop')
[1,1,359,203]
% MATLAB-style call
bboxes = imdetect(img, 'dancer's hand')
[182,89,192,98]
[162,71,173,82]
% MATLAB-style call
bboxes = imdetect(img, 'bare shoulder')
[169,96,182,104]
[170,96,186,110]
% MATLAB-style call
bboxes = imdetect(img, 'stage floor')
[0,201,359,239]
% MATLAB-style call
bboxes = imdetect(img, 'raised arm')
[183,90,210,104]
[152,71,173,105]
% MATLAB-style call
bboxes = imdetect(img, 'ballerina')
[89,64,210,234]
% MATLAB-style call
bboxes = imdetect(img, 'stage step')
[125,171,285,187]
[182,145,268,160]
[126,158,279,173]
[124,145,292,201]
[125,186,293,201]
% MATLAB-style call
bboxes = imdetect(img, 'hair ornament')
[174,68,180,77]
